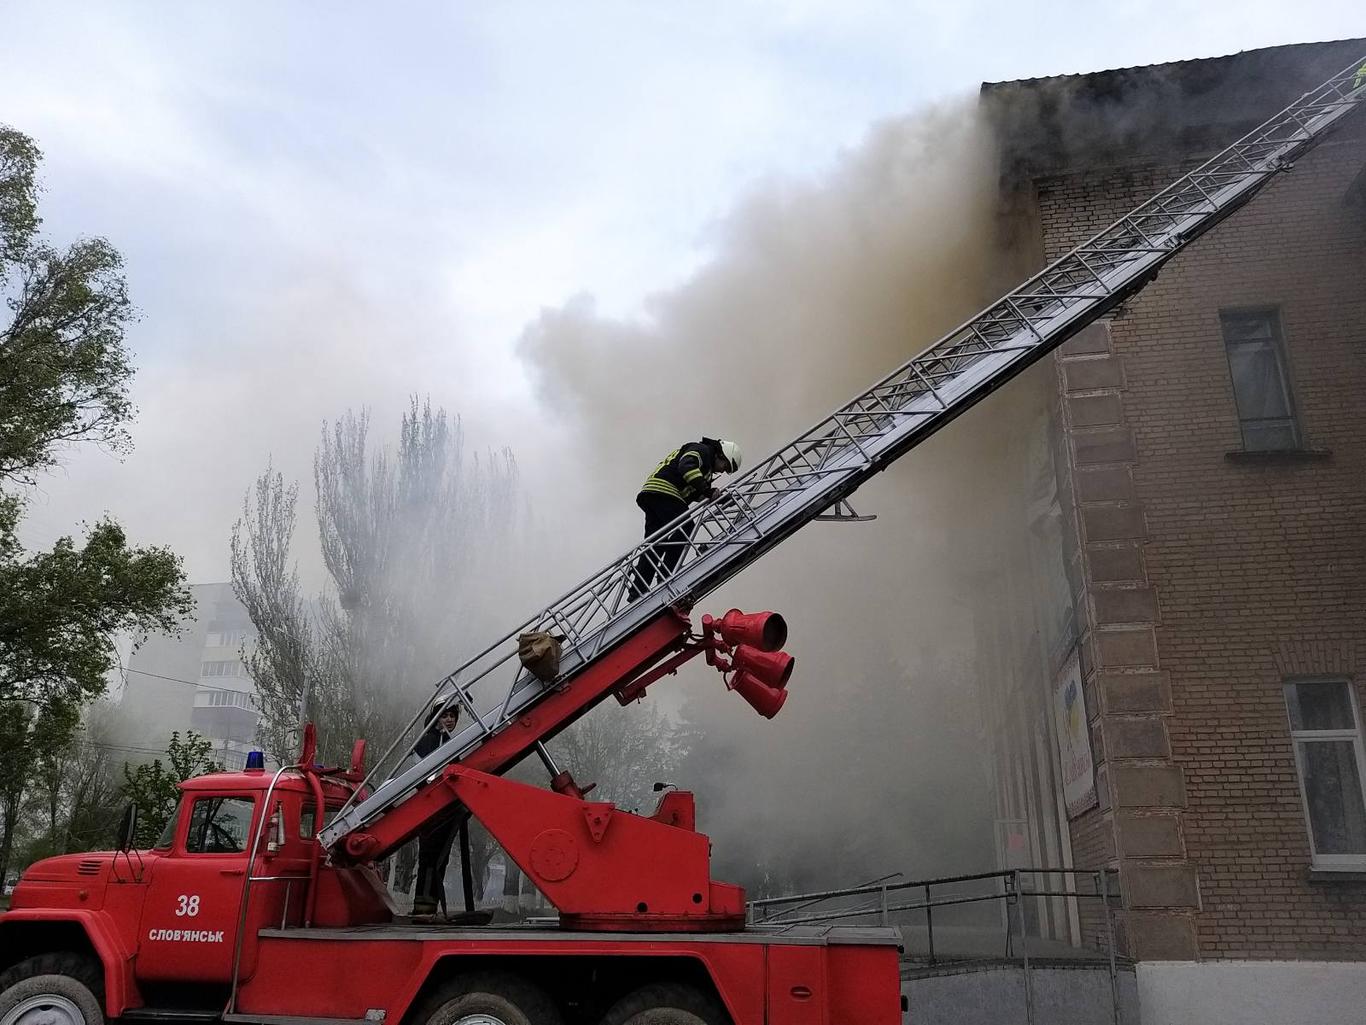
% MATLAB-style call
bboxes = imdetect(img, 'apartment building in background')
[121,582,260,768]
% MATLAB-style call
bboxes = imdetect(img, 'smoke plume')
[517,98,1065,891]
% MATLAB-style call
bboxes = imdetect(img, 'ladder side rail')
[322,55,1365,850]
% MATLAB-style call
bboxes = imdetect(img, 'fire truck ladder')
[321,53,1366,852]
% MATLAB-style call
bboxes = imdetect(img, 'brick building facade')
[983,40,1366,961]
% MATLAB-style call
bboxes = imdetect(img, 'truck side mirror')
[115,803,139,852]
[265,807,286,855]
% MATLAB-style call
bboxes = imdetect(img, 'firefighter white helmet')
[719,439,742,473]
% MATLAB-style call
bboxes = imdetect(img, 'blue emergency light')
[244,750,266,771]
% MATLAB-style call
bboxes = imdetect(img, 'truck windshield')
[186,796,255,853]
[154,800,181,850]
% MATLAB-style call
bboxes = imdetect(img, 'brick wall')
[1035,117,1366,959]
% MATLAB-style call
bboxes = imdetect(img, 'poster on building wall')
[1052,651,1097,818]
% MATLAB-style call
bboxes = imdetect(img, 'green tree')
[233,398,518,765]
[229,470,337,766]
[23,701,130,861]
[0,496,190,708]
[0,697,80,884]
[0,127,40,262]
[311,400,518,752]
[0,127,136,485]
[121,731,221,848]
[56,711,131,854]
[0,125,191,712]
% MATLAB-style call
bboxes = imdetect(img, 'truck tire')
[598,983,727,1025]
[415,970,563,1025]
[0,952,105,1025]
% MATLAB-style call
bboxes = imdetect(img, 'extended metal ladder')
[321,53,1366,851]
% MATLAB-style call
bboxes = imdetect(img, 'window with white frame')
[1284,679,1366,868]
[197,688,255,709]
[200,659,246,679]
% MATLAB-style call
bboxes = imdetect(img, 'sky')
[3,0,1361,584]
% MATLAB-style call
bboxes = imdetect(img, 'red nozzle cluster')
[702,609,794,720]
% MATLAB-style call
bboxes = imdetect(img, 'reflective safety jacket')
[640,439,722,503]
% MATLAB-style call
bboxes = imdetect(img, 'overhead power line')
[118,665,253,691]
[117,665,203,689]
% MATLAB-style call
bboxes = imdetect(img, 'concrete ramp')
[903,960,1139,1025]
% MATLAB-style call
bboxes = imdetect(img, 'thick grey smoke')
[517,98,1064,891]
[521,101,1002,489]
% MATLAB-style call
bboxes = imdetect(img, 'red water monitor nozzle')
[715,609,787,652]
[700,609,794,720]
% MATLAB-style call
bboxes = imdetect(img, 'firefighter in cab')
[628,437,741,600]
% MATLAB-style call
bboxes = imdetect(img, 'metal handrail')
[225,765,300,1016]
[749,867,1038,908]
[749,866,1125,1025]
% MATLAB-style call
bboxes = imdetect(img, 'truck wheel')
[599,983,727,1025]
[416,971,563,1025]
[0,952,105,1025]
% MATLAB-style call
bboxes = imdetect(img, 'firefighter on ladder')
[627,437,742,601]
[412,698,462,917]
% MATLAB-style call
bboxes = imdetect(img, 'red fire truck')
[1,611,904,1025]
